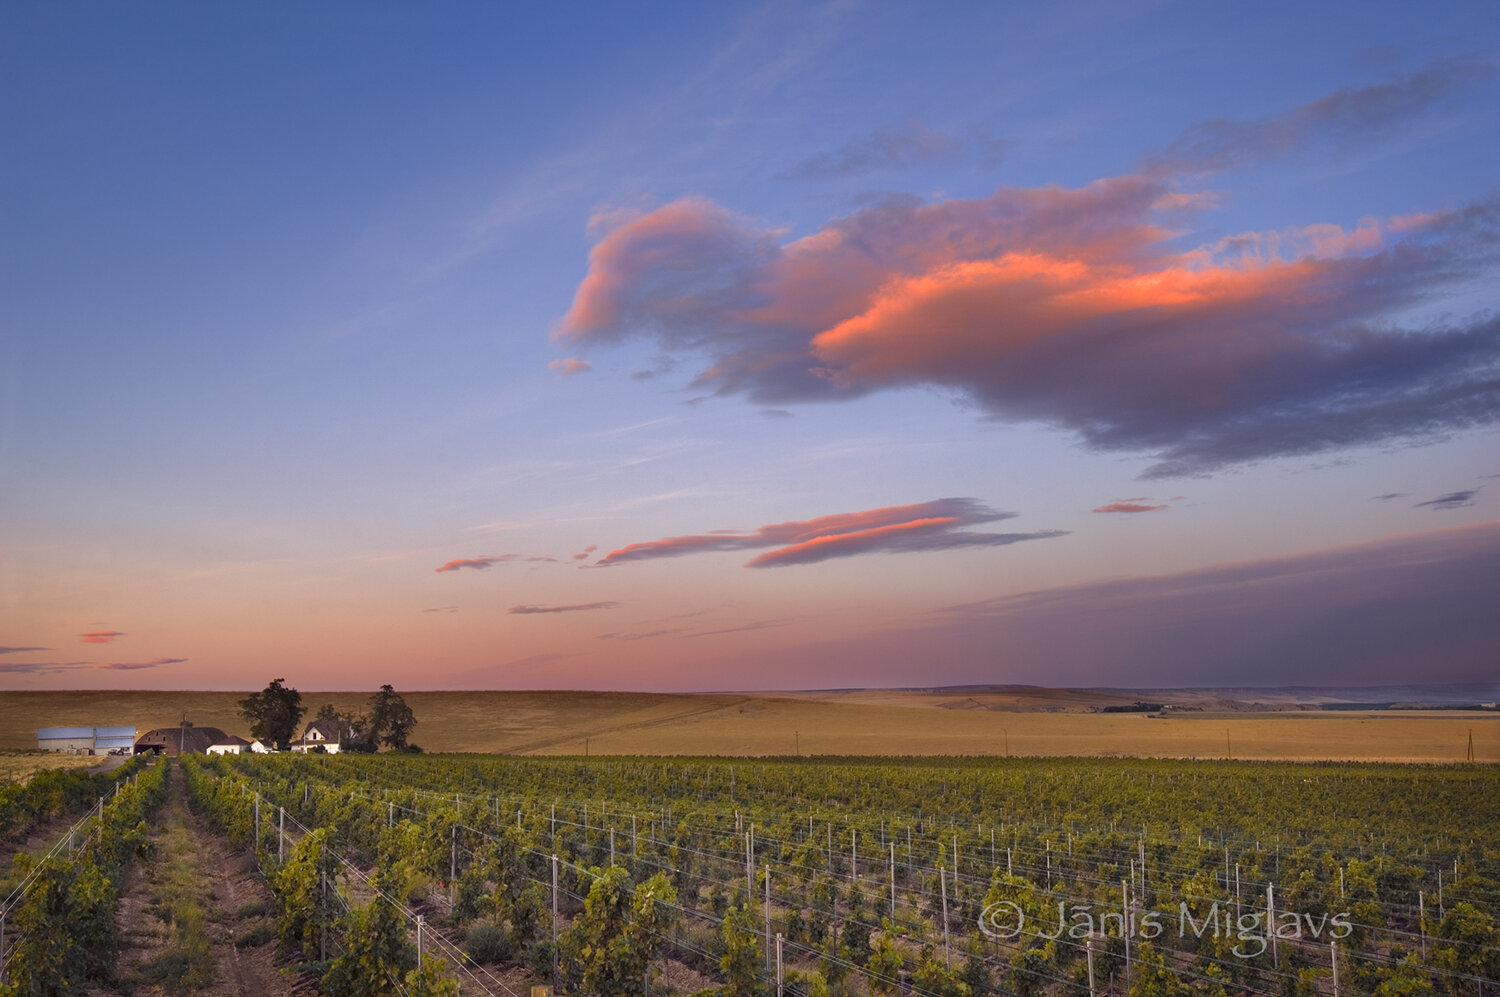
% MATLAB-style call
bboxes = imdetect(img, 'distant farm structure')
[35,725,137,755]
[134,720,230,756]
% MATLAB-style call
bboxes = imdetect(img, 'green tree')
[368,684,417,750]
[239,678,305,750]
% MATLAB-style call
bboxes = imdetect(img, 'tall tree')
[368,684,417,750]
[238,677,305,750]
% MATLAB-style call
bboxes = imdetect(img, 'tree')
[313,703,376,752]
[368,684,417,750]
[239,678,305,751]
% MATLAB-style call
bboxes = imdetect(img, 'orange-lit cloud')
[436,557,507,572]
[79,630,125,644]
[572,545,598,561]
[554,72,1500,477]
[1093,502,1168,513]
[508,602,621,615]
[598,498,1065,568]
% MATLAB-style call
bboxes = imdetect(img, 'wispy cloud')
[1143,60,1490,177]
[79,630,125,644]
[508,602,621,615]
[572,545,598,561]
[597,498,1066,568]
[554,71,1500,478]
[435,554,558,573]
[1372,493,1408,501]
[0,646,49,654]
[1414,489,1479,510]
[683,618,796,638]
[0,656,185,674]
[1093,499,1170,513]
[549,357,591,376]
[0,661,92,675]
[99,657,186,671]
[787,118,979,179]
[596,628,688,640]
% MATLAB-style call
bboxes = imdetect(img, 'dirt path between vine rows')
[87,763,307,997]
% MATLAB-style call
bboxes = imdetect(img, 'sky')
[2,1,1497,693]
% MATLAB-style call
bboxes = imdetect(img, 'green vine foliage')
[173,750,1500,997]
[0,758,165,997]
[322,873,415,996]
[561,866,679,997]
[270,826,338,963]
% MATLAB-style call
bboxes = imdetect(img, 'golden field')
[0,750,101,784]
[0,689,1494,762]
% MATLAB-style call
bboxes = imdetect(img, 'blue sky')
[2,1,1497,692]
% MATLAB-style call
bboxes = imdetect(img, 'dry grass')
[0,689,1493,762]
[0,751,101,784]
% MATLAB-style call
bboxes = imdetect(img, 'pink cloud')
[79,630,124,644]
[572,544,598,561]
[508,602,621,615]
[549,357,591,376]
[553,72,1500,478]
[597,498,1065,568]
[1093,502,1169,514]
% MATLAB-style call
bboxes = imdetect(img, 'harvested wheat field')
[0,689,1494,761]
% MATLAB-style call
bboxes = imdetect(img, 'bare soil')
[88,764,306,996]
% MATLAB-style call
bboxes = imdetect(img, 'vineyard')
[2,753,1497,995]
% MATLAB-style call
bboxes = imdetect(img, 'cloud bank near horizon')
[596,498,1066,568]
[708,521,1500,689]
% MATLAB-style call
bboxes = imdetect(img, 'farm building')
[206,735,252,755]
[135,721,230,756]
[291,718,342,753]
[36,725,138,754]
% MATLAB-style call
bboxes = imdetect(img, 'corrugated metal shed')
[37,725,139,752]
[94,726,137,749]
[37,727,96,740]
